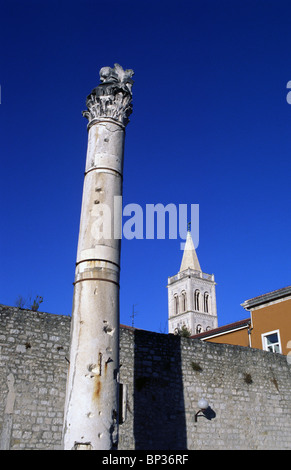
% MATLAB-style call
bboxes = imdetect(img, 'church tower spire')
[179,229,201,273]
[167,230,218,335]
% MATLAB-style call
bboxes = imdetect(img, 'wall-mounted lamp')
[194,398,209,422]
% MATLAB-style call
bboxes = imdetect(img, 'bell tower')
[167,230,218,335]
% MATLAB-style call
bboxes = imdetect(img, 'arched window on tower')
[204,292,209,313]
[174,294,179,315]
[181,291,187,312]
[194,290,200,311]
[196,324,202,334]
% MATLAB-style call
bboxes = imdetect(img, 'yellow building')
[192,286,291,356]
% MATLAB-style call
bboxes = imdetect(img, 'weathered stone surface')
[82,63,134,128]
[0,306,68,450]
[1,305,291,450]
[62,64,134,450]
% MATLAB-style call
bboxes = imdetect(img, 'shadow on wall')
[133,330,187,450]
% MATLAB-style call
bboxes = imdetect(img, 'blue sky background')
[0,0,290,333]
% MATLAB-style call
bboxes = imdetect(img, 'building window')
[196,324,202,334]
[174,294,179,315]
[181,291,187,312]
[261,330,282,353]
[204,292,209,313]
[194,290,200,311]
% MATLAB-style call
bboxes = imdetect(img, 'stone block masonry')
[119,328,291,450]
[1,305,291,450]
[0,306,69,449]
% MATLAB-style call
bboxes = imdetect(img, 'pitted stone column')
[62,64,134,450]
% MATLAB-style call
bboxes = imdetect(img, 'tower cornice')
[167,268,215,286]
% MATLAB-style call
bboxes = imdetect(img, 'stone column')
[63,64,134,450]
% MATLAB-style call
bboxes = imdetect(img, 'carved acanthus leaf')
[82,63,134,127]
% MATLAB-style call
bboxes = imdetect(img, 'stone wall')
[1,305,291,450]
[119,328,291,450]
[0,306,69,449]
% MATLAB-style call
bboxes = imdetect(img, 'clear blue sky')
[1,0,290,332]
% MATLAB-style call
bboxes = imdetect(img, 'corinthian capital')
[82,63,134,127]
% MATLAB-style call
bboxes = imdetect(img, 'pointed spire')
[179,229,202,273]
